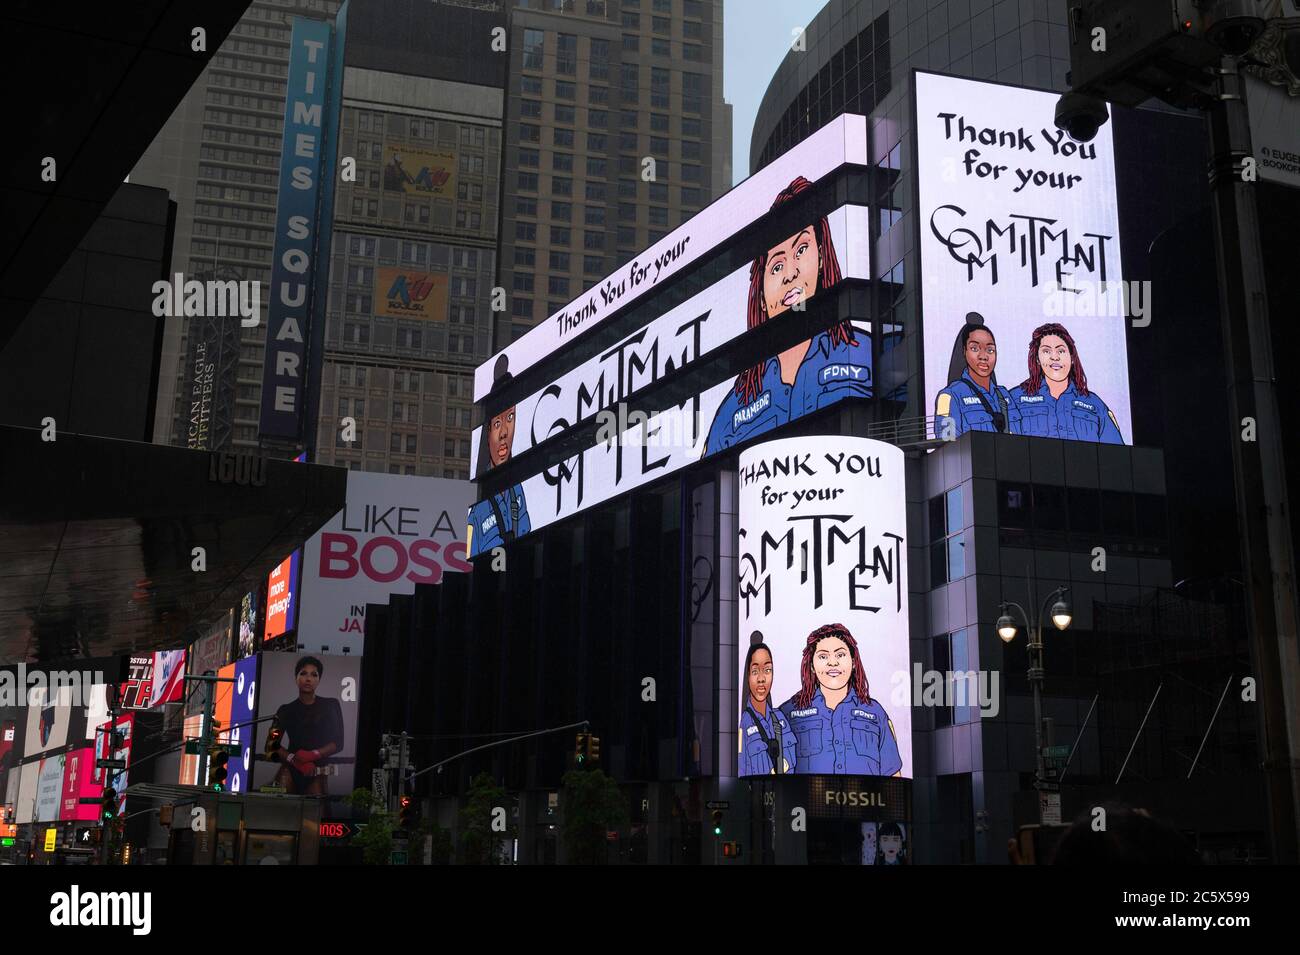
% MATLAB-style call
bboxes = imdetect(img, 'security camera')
[1196,0,1266,56]
[1053,90,1110,143]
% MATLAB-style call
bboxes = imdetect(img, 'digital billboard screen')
[225,655,258,795]
[298,473,474,651]
[263,551,300,643]
[468,190,881,556]
[149,649,186,707]
[915,71,1129,444]
[735,436,911,779]
[253,652,361,800]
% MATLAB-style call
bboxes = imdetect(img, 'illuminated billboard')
[468,184,877,556]
[149,649,185,707]
[475,113,870,401]
[238,593,257,660]
[263,551,300,643]
[59,748,101,822]
[470,204,872,479]
[253,652,361,799]
[297,473,474,651]
[914,71,1130,444]
[118,655,154,710]
[735,436,911,779]
[382,144,457,197]
[225,655,258,795]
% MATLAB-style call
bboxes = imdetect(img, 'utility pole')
[1203,57,1300,865]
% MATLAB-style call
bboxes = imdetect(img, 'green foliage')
[349,787,382,817]
[560,769,628,865]
[353,810,396,865]
[459,772,512,865]
[422,818,453,865]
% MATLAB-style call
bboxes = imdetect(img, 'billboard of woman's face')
[760,226,821,319]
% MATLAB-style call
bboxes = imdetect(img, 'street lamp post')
[998,587,1072,823]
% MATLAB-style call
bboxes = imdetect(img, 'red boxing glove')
[288,750,318,776]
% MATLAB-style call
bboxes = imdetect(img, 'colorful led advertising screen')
[252,652,361,799]
[474,113,870,401]
[735,436,911,779]
[149,649,186,707]
[468,195,879,556]
[914,71,1130,445]
[373,267,448,320]
[224,655,259,796]
[382,144,457,197]
[263,551,300,643]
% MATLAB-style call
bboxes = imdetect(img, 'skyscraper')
[495,0,731,350]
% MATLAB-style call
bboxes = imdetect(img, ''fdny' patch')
[1072,400,1095,412]
[852,709,876,720]
[819,363,869,385]
[789,707,817,718]
[733,391,771,428]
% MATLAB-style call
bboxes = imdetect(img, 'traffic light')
[711,809,723,837]
[574,732,589,767]
[208,747,229,791]
[399,794,419,829]
[586,735,600,768]
[100,786,118,822]
[265,719,284,758]
[722,841,743,858]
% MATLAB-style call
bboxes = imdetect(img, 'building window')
[551,201,572,221]
[523,29,544,70]
[683,43,702,61]
[550,226,571,245]
[554,128,575,147]
[513,272,535,292]
[650,67,670,109]
[518,171,539,191]
[620,109,638,129]
[552,176,573,196]
[516,222,537,241]
[681,186,701,206]
[622,33,639,52]
[585,181,606,202]
[584,230,604,250]
[586,157,607,178]
[549,251,570,270]
[520,99,542,118]
[555,104,576,124]
[650,112,669,132]
[511,298,533,318]
[515,247,536,267]
[515,197,537,217]
[584,206,606,226]
[557,33,577,74]
[648,181,667,203]
[651,38,670,56]
[587,132,607,152]
[584,254,604,274]
[519,147,539,167]
[928,487,966,587]
[618,179,637,198]
[555,80,576,100]
[520,123,540,143]
[521,75,542,95]
[553,153,574,172]
[589,109,609,128]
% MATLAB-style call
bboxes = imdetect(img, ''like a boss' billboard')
[296,472,475,651]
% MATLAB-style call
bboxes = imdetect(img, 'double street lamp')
[997,587,1072,823]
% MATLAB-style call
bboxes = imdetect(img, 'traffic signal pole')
[1204,58,1300,865]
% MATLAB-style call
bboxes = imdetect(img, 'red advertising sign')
[118,655,154,710]
[59,747,101,821]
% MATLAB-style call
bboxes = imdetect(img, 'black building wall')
[0,183,174,443]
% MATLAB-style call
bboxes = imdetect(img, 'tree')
[349,787,394,865]
[459,772,512,865]
[560,769,628,865]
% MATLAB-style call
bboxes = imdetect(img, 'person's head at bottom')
[1052,803,1201,865]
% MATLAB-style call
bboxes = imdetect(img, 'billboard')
[22,684,72,757]
[238,591,258,660]
[259,15,341,439]
[149,649,186,707]
[475,113,870,401]
[735,436,911,778]
[188,613,234,716]
[374,267,448,320]
[1247,74,1300,189]
[298,473,474,651]
[468,186,879,555]
[382,144,456,196]
[117,655,154,710]
[59,748,101,822]
[914,71,1130,444]
[470,204,872,479]
[263,551,300,643]
[253,652,361,798]
[225,655,258,796]
[35,754,65,823]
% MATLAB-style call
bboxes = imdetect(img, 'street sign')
[96,758,127,770]
[44,828,57,852]
[184,741,203,755]
[390,850,408,865]
[705,800,730,810]
[1037,781,1061,792]
[1043,745,1070,759]
[258,785,286,794]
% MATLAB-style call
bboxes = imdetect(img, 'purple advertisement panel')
[225,655,259,796]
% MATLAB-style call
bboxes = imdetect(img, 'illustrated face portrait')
[863,825,877,857]
[965,329,996,378]
[1037,334,1072,383]
[812,636,852,692]
[881,833,903,860]
[762,227,820,319]
[488,406,516,466]
[747,648,773,705]
[296,665,320,695]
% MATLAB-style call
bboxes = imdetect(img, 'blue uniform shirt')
[705,328,872,455]
[1008,381,1124,444]
[780,687,902,776]
[738,700,798,776]
[935,369,1017,437]
[467,484,530,558]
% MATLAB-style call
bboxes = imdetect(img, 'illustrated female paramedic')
[706,176,871,454]
[934,313,1017,438]
[468,357,532,557]
[1008,322,1123,444]
[738,636,798,776]
[779,623,902,776]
